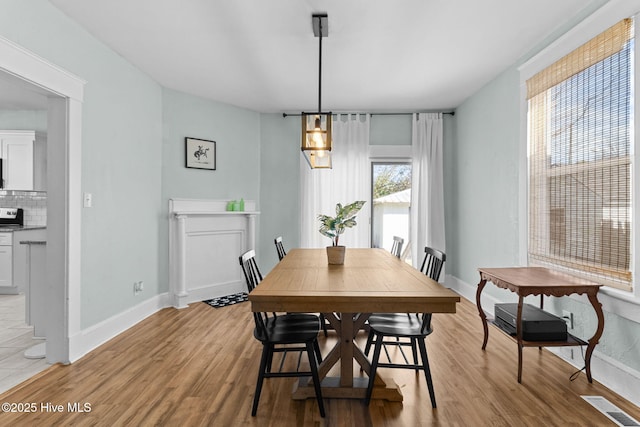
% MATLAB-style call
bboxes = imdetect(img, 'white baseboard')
[445,274,640,407]
[548,346,640,405]
[68,281,245,362]
[68,292,171,363]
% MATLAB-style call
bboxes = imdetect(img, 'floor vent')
[582,396,640,426]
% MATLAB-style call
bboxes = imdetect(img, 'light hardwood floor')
[0,296,638,426]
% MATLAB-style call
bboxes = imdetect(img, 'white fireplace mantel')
[169,199,259,308]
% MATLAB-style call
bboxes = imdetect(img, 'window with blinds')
[527,18,634,291]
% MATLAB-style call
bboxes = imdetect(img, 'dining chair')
[390,236,404,258]
[420,246,446,283]
[274,236,287,261]
[239,249,326,417]
[363,246,446,408]
[273,236,329,337]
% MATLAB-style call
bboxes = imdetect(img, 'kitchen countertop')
[0,225,46,232]
[19,240,46,245]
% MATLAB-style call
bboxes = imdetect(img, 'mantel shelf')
[173,211,260,216]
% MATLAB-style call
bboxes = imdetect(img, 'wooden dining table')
[248,248,460,401]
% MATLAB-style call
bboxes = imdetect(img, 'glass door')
[371,162,412,263]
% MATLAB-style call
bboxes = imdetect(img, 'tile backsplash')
[0,191,47,226]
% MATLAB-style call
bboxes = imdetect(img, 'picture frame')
[185,137,216,170]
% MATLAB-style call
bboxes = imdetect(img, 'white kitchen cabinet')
[0,228,46,295]
[0,130,46,191]
[12,228,46,294]
[0,232,13,290]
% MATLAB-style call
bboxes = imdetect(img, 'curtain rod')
[283,111,455,117]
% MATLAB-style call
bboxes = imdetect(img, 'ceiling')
[4,0,600,113]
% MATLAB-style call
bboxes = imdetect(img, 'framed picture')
[185,137,216,170]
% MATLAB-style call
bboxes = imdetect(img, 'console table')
[475,267,604,383]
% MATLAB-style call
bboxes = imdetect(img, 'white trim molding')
[168,199,260,308]
[0,34,85,101]
[0,34,85,364]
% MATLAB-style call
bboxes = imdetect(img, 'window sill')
[570,286,640,324]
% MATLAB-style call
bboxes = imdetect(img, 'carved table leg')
[585,291,605,383]
[516,296,524,383]
[476,277,489,350]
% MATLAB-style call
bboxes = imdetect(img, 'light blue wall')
[0,0,164,328]
[0,110,47,132]
[446,68,521,286]
[258,114,301,273]
[449,0,640,373]
[370,115,412,145]
[160,88,261,291]
[161,88,261,202]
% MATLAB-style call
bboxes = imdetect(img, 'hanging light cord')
[317,17,323,113]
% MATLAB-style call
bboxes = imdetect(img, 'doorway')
[371,162,412,263]
[0,72,51,391]
[1,35,84,365]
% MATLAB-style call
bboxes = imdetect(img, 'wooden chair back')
[419,247,446,282]
[274,236,287,261]
[239,249,272,336]
[390,236,404,258]
[239,249,263,292]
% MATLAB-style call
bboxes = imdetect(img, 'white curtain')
[300,113,370,248]
[410,113,445,271]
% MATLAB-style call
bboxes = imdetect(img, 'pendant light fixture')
[301,14,332,169]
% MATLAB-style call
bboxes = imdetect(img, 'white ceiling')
[4,0,600,113]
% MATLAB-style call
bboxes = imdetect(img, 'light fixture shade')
[307,151,332,169]
[301,113,332,169]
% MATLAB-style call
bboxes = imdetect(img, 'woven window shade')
[527,19,633,99]
[527,18,634,290]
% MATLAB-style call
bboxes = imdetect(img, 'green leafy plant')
[318,201,366,246]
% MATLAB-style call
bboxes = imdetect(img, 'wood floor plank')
[0,297,638,426]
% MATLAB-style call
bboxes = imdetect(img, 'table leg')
[312,312,370,380]
[291,312,402,401]
[516,296,524,383]
[340,313,355,387]
[476,278,489,349]
[538,295,544,351]
[585,291,605,383]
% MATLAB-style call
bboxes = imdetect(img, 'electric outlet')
[563,310,574,329]
[133,281,144,296]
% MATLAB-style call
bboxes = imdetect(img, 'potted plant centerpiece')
[318,201,366,265]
